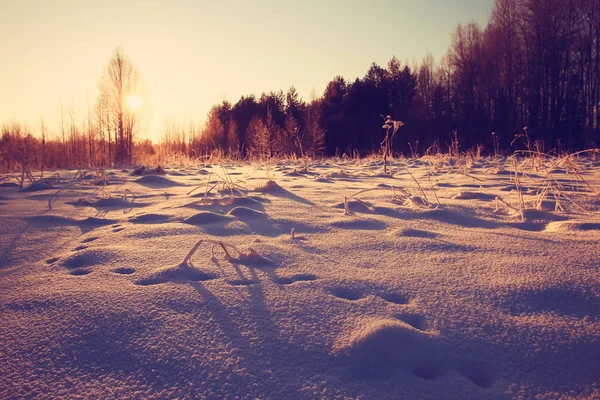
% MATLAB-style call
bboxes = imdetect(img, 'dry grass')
[187,166,248,199]
[182,239,266,265]
[47,168,136,210]
[343,181,438,216]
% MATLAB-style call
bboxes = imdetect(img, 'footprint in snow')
[380,292,409,305]
[394,313,427,331]
[412,362,445,380]
[113,267,136,275]
[329,287,364,301]
[328,286,409,304]
[69,269,91,276]
[274,273,317,285]
[456,361,494,388]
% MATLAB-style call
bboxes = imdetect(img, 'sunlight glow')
[127,95,142,111]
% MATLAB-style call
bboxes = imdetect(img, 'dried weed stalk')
[182,239,264,265]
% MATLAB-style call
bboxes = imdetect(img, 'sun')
[127,95,142,111]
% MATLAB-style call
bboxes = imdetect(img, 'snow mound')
[27,215,114,229]
[182,211,231,225]
[253,180,282,192]
[230,196,265,206]
[453,191,496,201]
[545,221,600,232]
[330,217,387,230]
[314,177,333,183]
[186,196,262,208]
[519,209,568,222]
[334,319,437,379]
[129,165,165,176]
[393,227,438,239]
[226,206,266,219]
[26,215,76,227]
[80,197,138,209]
[128,213,173,224]
[21,181,53,192]
[414,208,498,229]
[78,217,117,226]
[61,249,115,270]
[134,175,182,187]
[283,170,305,177]
[0,182,19,188]
[321,171,352,179]
[333,200,373,213]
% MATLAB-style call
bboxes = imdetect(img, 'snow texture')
[1,158,600,399]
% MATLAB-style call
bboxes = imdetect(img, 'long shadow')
[183,207,324,238]
[0,223,30,269]
[24,214,116,234]
[190,261,325,396]
[441,313,600,396]
[180,196,267,214]
[330,218,388,230]
[397,237,480,254]
[500,286,600,319]
[132,175,184,188]
[374,206,500,229]
[48,306,221,398]
[190,280,254,351]
[258,184,315,206]
[481,230,561,244]
[234,213,325,237]
[65,198,146,211]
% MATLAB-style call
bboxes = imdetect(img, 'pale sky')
[0,0,494,141]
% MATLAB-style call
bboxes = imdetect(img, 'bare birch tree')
[98,48,141,165]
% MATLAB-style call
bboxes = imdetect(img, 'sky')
[0,0,494,142]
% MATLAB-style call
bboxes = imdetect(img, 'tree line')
[2,0,600,172]
[1,48,149,172]
[186,0,600,159]
[163,88,326,160]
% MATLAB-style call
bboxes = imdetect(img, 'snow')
[1,157,600,399]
